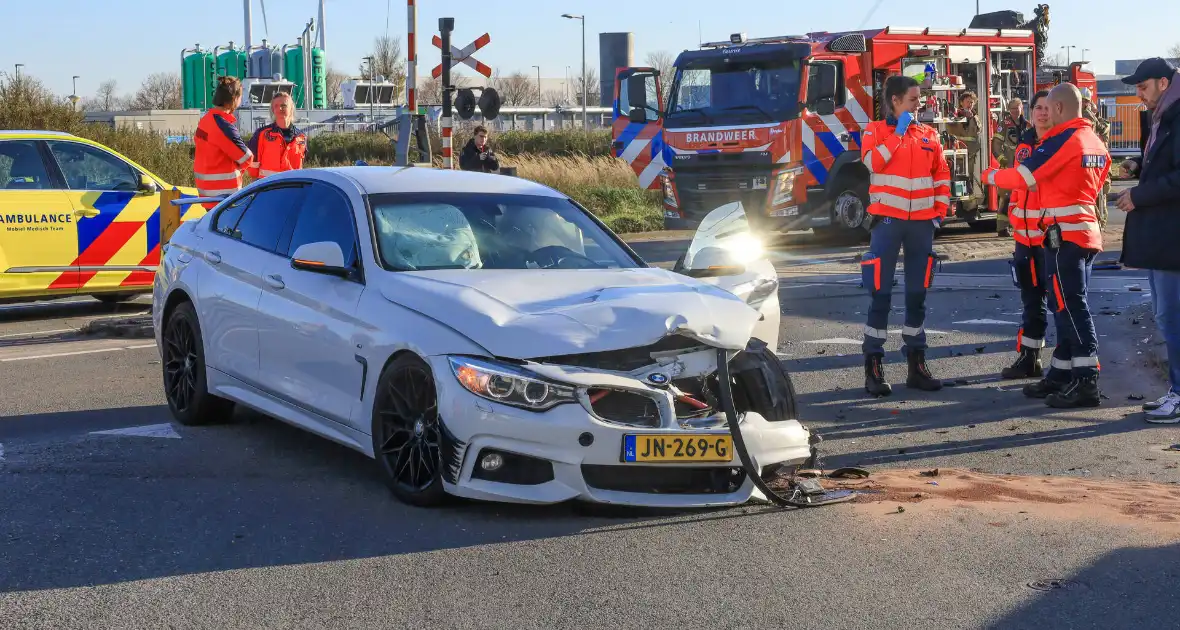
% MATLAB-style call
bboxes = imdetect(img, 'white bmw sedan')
[153,166,812,508]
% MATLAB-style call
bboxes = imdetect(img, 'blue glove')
[896,111,913,136]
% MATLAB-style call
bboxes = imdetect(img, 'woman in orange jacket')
[1001,89,1053,380]
[858,74,951,397]
[193,77,253,208]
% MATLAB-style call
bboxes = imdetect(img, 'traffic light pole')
[440,17,455,169]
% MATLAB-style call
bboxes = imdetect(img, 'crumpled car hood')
[379,268,762,358]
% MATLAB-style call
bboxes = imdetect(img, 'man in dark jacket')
[1117,58,1180,422]
[459,125,500,173]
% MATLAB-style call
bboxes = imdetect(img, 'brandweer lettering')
[683,129,759,144]
[0,213,74,225]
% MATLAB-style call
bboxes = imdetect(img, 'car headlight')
[721,232,765,265]
[449,357,577,412]
[772,168,802,206]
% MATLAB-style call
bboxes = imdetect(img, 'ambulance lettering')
[0,213,74,225]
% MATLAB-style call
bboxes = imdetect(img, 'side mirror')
[291,241,351,277]
[627,73,652,110]
[628,107,648,123]
[137,173,158,194]
[814,98,836,116]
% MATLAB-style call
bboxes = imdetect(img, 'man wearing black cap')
[1117,58,1180,422]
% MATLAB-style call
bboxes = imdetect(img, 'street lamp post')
[1081,48,1090,63]
[14,64,24,80]
[561,13,586,130]
[532,65,541,105]
[1061,45,1076,65]
[70,75,80,111]
[363,56,374,129]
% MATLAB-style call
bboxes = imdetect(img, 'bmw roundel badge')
[647,373,669,386]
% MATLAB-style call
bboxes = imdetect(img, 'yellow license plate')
[622,434,733,463]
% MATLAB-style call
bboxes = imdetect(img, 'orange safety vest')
[193,109,252,207]
[984,117,1108,251]
[1007,128,1045,247]
[860,118,951,221]
[246,123,307,179]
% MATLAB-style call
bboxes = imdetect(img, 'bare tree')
[644,50,676,82]
[491,71,539,106]
[417,73,471,105]
[131,72,181,110]
[325,65,347,108]
[1169,42,1180,59]
[362,35,406,99]
[573,68,600,106]
[543,89,569,107]
[95,80,119,110]
[1042,51,1067,67]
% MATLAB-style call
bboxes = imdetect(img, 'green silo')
[284,45,307,108]
[181,50,215,110]
[217,48,247,81]
[311,48,326,109]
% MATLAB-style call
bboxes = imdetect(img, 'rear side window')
[46,141,140,192]
[213,194,254,238]
[285,182,358,266]
[0,140,52,190]
[233,185,306,253]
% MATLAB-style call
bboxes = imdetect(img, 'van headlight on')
[771,167,803,206]
[449,357,576,411]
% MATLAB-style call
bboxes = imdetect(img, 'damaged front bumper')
[429,338,811,508]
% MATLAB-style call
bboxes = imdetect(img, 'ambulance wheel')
[162,301,233,426]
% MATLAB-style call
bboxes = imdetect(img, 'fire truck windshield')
[666,56,802,128]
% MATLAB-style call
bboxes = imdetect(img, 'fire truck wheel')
[832,189,869,230]
[968,219,997,232]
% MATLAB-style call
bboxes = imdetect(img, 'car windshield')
[367,192,643,271]
[667,56,803,127]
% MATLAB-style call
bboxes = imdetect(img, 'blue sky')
[4,0,1178,97]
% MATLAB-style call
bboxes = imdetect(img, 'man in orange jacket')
[247,93,307,179]
[193,77,252,209]
[859,75,952,397]
[983,83,1110,408]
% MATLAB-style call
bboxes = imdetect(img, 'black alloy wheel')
[373,354,448,506]
[162,301,233,426]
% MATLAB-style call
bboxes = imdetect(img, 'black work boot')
[864,355,892,397]
[905,348,943,391]
[1001,349,1043,379]
[1046,375,1102,409]
[1023,375,1070,398]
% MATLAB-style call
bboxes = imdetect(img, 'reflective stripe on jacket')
[983,118,1108,251]
[246,123,307,179]
[860,119,951,221]
[193,109,252,201]
[1007,129,1044,247]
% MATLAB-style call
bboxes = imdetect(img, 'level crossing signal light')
[454,87,501,120]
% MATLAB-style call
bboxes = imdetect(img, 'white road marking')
[0,328,77,339]
[0,343,156,362]
[805,338,863,345]
[0,443,5,462]
[91,424,181,439]
[888,329,950,335]
[953,319,1019,325]
[781,283,823,290]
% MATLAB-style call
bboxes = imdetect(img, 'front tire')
[162,302,234,426]
[814,188,870,243]
[372,354,448,507]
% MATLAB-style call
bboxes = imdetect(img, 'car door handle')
[74,209,100,218]
[265,274,285,290]
[204,251,222,264]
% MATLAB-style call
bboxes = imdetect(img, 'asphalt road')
[4,208,1179,629]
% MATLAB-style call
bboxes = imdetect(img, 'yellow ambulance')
[0,130,200,303]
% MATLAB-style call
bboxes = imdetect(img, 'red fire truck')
[612,25,1093,238]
